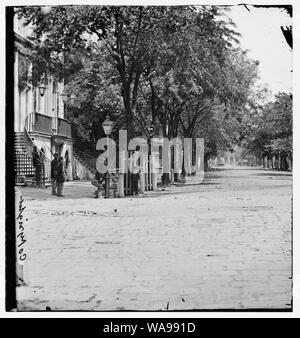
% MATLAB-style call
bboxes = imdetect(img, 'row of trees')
[17,5,291,172]
[240,92,292,170]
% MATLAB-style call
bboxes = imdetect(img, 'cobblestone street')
[16,168,292,311]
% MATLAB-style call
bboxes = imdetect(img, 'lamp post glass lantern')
[69,94,76,105]
[102,115,114,198]
[61,91,75,117]
[102,115,114,136]
[38,82,47,97]
[61,90,69,103]
[38,75,48,97]
[61,94,68,104]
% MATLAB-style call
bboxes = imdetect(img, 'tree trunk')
[205,159,209,170]
[266,156,270,168]
[162,173,170,186]
[123,86,135,142]
[283,156,287,171]
[160,125,170,185]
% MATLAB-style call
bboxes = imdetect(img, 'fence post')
[152,172,157,191]
[146,156,150,190]
[151,154,157,191]
[118,151,126,197]
[140,171,145,194]
[170,168,174,183]
[118,173,125,198]
[139,154,146,194]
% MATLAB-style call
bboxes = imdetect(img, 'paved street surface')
[16,168,292,310]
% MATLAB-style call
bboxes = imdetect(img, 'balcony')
[25,113,72,138]
[58,118,72,138]
[29,112,53,134]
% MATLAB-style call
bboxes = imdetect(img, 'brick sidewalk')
[16,168,292,310]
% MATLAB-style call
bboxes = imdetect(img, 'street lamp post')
[102,115,114,198]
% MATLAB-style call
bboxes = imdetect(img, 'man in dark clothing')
[51,152,59,195]
[56,156,65,197]
[91,171,105,198]
[32,146,42,186]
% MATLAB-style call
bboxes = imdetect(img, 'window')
[18,53,28,91]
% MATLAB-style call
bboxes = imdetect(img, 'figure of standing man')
[32,145,43,187]
[56,156,66,197]
[51,152,59,195]
[130,145,140,196]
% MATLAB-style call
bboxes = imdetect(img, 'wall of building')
[14,14,65,133]
[14,13,34,38]
[29,134,52,179]
[14,52,65,133]
[60,141,73,181]
[14,13,74,181]
[14,51,34,133]
[31,135,74,180]
[30,134,52,159]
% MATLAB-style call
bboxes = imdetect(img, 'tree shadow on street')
[252,171,292,177]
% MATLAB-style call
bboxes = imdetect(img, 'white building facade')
[14,14,73,182]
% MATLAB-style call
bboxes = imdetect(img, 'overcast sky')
[227,5,292,97]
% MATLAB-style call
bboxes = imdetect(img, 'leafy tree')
[17,6,207,139]
[65,49,123,153]
[241,92,292,169]
[16,6,248,136]
[16,5,262,173]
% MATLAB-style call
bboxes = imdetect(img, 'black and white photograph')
[4,1,295,313]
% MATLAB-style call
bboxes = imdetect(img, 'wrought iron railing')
[25,112,35,132]
[73,148,97,172]
[25,113,72,138]
[14,150,35,181]
[14,150,51,185]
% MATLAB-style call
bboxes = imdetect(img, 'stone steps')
[73,150,97,174]
[14,132,36,181]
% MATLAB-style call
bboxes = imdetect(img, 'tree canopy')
[241,92,292,160]
[17,5,266,160]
